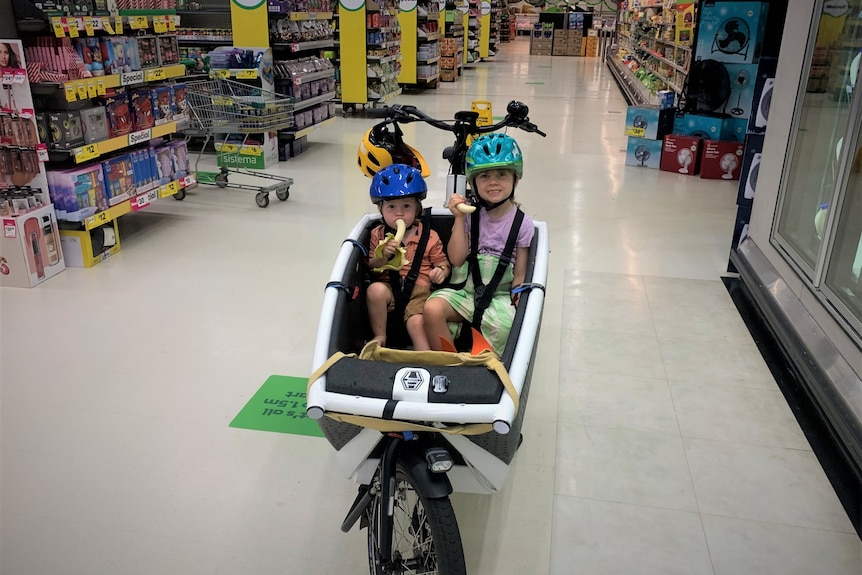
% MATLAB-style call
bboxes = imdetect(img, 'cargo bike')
[307,101,548,574]
[183,77,294,208]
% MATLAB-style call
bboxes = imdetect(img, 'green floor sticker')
[526,81,544,84]
[230,375,324,437]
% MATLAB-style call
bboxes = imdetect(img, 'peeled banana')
[456,204,476,214]
[372,218,410,272]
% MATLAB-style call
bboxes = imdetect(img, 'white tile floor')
[2,39,861,574]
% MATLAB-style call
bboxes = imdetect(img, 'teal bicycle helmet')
[465,133,524,181]
[369,164,428,205]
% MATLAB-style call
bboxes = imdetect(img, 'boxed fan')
[660,135,703,175]
[624,106,674,140]
[748,57,778,133]
[721,117,748,142]
[673,113,723,140]
[625,136,662,169]
[722,63,758,119]
[736,134,763,206]
[696,1,769,65]
[700,140,744,180]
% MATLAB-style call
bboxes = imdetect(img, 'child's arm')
[367,238,398,269]
[510,246,530,306]
[427,233,450,284]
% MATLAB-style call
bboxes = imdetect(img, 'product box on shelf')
[101,89,133,137]
[102,154,136,204]
[721,117,748,142]
[700,140,745,180]
[60,220,120,268]
[156,35,180,66]
[737,134,764,206]
[136,36,160,69]
[625,136,663,169]
[79,107,111,144]
[75,37,106,77]
[0,203,66,288]
[695,1,769,65]
[171,84,188,120]
[152,145,174,185]
[657,90,675,109]
[660,134,703,175]
[47,112,85,149]
[101,36,136,75]
[729,203,752,254]
[152,87,174,125]
[168,140,189,179]
[624,106,675,140]
[47,163,109,220]
[130,89,155,131]
[672,113,723,140]
[749,57,777,133]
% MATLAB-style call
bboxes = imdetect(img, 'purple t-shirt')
[464,207,534,263]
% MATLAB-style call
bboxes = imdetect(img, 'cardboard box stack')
[530,23,553,56]
[440,38,458,82]
[624,104,674,170]
[585,29,599,57]
[568,29,583,56]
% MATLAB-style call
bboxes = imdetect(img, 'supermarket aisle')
[2,38,861,575]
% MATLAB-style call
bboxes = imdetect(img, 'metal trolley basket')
[185,77,294,208]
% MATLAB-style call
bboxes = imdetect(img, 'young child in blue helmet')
[424,134,535,355]
[367,164,450,350]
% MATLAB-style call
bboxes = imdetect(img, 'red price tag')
[181,174,197,187]
[35,143,49,162]
[131,193,151,210]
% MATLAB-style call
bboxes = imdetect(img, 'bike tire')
[367,463,466,575]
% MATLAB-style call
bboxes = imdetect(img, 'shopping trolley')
[184,77,294,208]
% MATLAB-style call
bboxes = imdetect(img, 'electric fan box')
[625,136,663,169]
[736,134,764,206]
[748,57,778,133]
[723,63,759,120]
[673,113,723,140]
[624,106,675,140]
[721,117,748,142]
[700,140,745,180]
[696,1,769,65]
[660,135,703,176]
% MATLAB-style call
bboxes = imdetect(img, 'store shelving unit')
[466,0,481,64]
[176,0,233,61]
[499,3,510,43]
[336,0,401,111]
[440,6,465,81]
[268,5,337,140]
[608,0,692,106]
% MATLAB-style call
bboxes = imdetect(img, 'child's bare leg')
[367,282,392,346]
[424,297,462,351]
[406,314,430,351]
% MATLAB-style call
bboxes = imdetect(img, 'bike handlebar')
[367,100,547,138]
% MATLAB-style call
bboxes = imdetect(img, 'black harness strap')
[386,208,433,318]
[470,208,524,329]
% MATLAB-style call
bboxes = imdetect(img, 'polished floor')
[2,39,861,574]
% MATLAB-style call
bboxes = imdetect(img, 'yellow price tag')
[67,18,79,37]
[86,80,97,98]
[153,17,167,33]
[130,16,148,29]
[96,79,106,96]
[146,68,166,81]
[75,143,100,163]
[86,211,109,228]
[168,17,176,31]
[76,81,88,100]
[626,127,645,137]
[217,143,238,153]
[240,145,261,155]
[115,16,123,34]
[65,84,77,102]
[214,69,230,79]
[103,20,114,34]
[84,17,94,35]
[52,17,65,37]
[236,69,258,79]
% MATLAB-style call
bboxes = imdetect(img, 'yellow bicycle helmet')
[357,124,431,178]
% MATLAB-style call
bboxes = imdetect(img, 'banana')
[456,204,476,214]
[393,219,406,243]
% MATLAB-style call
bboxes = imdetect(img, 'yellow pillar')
[340,0,368,103]
[398,0,418,84]
[230,0,270,47]
[479,0,490,58]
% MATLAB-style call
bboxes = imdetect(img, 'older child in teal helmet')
[367,164,450,350]
[424,134,535,355]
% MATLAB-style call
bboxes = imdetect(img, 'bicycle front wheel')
[367,462,466,575]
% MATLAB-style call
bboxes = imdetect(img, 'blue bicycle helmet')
[369,164,428,204]
[465,134,524,181]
